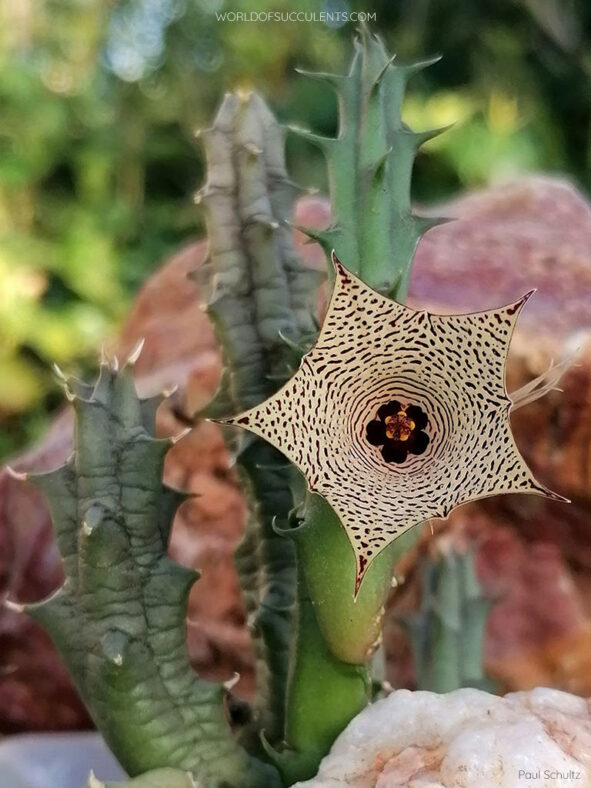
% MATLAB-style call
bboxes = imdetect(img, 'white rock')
[293,688,591,788]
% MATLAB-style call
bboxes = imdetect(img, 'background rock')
[1,177,591,731]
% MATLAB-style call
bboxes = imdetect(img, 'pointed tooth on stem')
[52,363,67,381]
[126,337,145,366]
[88,771,104,788]
[4,598,25,614]
[5,465,28,481]
[171,427,192,445]
[223,671,241,691]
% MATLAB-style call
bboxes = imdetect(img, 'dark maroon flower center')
[365,400,430,464]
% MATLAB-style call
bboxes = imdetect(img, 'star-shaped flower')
[218,253,565,593]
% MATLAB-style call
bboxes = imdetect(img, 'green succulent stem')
[294,495,422,664]
[86,768,196,788]
[295,26,447,297]
[23,363,279,788]
[197,89,321,752]
[233,440,297,748]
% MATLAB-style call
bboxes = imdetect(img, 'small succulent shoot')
[217,254,567,596]
[403,548,496,693]
[6,346,280,788]
[196,89,320,407]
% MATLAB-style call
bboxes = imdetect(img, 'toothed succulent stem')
[296,26,448,296]
[198,90,320,746]
[21,362,279,788]
[291,495,423,664]
[404,549,494,693]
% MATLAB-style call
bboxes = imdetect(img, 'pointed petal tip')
[5,465,28,482]
[546,489,570,504]
[331,249,351,280]
[207,416,235,425]
[354,554,370,598]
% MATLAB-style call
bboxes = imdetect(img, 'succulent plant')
[11,356,280,788]
[278,28,453,682]
[6,25,569,788]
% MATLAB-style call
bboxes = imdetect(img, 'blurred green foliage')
[1,0,590,458]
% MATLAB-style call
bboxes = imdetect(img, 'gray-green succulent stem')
[404,549,494,693]
[21,361,279,788]
[295,26,448,298]
[197,90,320,747]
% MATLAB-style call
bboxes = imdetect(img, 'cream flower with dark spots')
[218,253,566,593]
